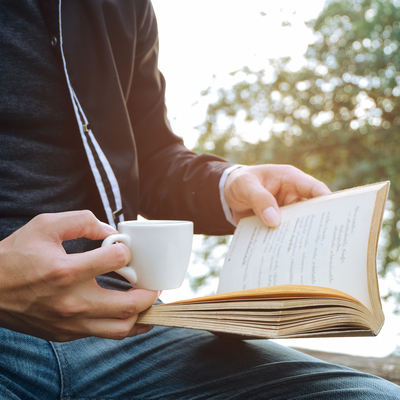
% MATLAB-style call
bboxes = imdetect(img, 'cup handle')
[101,234,138,285]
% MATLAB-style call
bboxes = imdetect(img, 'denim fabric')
[0,325,399,400]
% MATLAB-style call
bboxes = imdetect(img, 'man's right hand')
[0,210,159,342]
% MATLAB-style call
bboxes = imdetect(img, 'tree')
[191,0,400,305]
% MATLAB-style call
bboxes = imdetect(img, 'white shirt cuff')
[219,165,244,227]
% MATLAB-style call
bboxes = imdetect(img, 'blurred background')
[152,0,400,359]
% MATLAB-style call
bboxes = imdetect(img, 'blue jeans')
[0,325,399,399]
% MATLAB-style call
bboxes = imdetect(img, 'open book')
[137,181,390,339]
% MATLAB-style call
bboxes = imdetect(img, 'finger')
[66,242,131,279]
[280,193,305,207]
[127,323,154,337]
[235,177,281,227]
[288,171,331,200]
[106,288,160,318]
[260,166,329,205]
[79,286,160,320]
[82,317,153,340]
[260,205,281,227]
[75,289,159,339]
[35,210,117,242]
[54,315,139,341]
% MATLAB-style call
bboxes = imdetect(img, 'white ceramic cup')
[101,220,193,290]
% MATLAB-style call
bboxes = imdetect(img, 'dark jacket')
[39,0,235,235]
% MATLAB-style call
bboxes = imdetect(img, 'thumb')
[227,176,281,228]
[249,184,281,227]
[260,205,281,227]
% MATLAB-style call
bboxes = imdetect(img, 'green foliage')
[192,0,400,302]
[188,235,230,292]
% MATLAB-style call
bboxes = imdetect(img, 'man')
[0,1,399,398]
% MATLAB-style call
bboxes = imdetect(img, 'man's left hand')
[224,164,331,227]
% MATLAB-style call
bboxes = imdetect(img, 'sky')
[152,0,400,358]
[152,0,326,148]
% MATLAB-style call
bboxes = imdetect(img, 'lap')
[1,325,399,399]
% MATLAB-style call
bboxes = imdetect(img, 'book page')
[217,185,382,311]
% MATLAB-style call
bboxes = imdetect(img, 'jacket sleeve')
[127,1,235,235]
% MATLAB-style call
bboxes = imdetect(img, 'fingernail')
[262,207,280,227]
